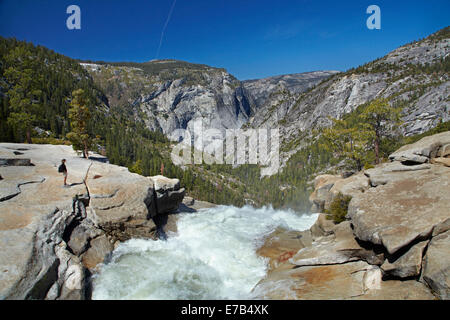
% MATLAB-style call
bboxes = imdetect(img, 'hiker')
[58,159,68,186]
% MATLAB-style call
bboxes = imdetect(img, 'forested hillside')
[1,26,449,212]
[0,37,246,206]
[0,37,106,142]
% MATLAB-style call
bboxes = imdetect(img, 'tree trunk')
[26,130,32,144]
[83,141,89,159]
[375,134,380,164]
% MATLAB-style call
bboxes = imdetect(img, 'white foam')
[92,205,318,300]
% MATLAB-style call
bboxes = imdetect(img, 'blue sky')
[0,0,448,80]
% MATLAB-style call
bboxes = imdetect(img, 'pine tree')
[360,98,403,164]
[67,89,92,158]
[321,117,373,171]
[3,47,42,143]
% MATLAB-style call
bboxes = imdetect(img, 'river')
[92,205,318,299]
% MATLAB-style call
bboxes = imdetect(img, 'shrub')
[364,163,375,170]
[325,193,352,224]
[31,137,71,145]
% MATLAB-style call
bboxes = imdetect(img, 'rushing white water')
[92,205,318,300]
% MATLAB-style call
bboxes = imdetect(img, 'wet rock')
[81,235,114,271]
[48,242,86,300]
[150,175,185,214]
[257,228,312,271]
[67,221,103,256]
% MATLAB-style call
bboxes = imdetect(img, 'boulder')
[257,228,313,271]
[364,162,431,187]
[327,173,370,208]
[309,173,370,213]
[88,163,157,229]
[290,222,384,267]
[389,131,450,164]
[47,242,86,300]
[86,163,186,241]
[150,175,185,214]
[81,235,114,271]
[348,164,450,255]
[421,230,450,299]
[309,213,335,238]
[309,175,342,213]
[289,235,361,267]
[150,175,180,192]
[381,241,428,278]
[313,174,342,189]
[67,220,103,256]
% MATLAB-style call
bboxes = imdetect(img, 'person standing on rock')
[58,159,68,186]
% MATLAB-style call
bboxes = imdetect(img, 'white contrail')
[155,0,177,59]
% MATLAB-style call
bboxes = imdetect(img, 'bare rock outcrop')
[348,163,450,255]
[421,230,450,299]
[289,221,383,267]
[256,131,450,300]
[150,175,186,214]
[0,143,185,299]
[381,241,428,278]
[309,173,370,213]
[389,131,450,164]
[253,259,434,300]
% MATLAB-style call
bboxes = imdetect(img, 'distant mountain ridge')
[246,26,449,167]
[80,27,449,171]
[243,71,340,111]
[80,59,337,138]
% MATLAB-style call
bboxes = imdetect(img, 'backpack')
[58,164,65,173]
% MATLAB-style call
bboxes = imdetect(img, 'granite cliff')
[81,61,335,140]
